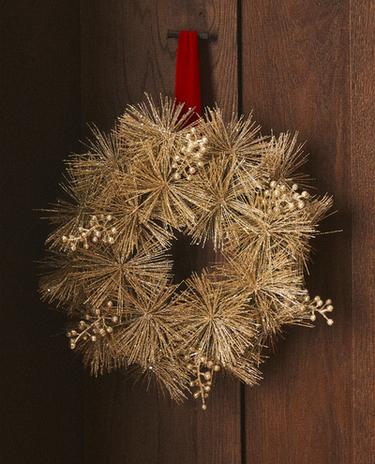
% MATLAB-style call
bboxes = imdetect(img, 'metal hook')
[167,30,209,40]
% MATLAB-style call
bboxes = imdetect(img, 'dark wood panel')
[0,1,82,463]
[80,2,240,463]
[351,2,375,461]
[241,2,352,463]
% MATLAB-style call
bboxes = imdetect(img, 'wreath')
[40,95,334,409]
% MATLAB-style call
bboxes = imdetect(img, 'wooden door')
[80,2,374,463]
[2,1,374,463]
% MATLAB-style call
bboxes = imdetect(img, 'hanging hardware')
[167,30,209,40]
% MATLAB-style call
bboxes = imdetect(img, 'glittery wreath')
[40,95,334,409]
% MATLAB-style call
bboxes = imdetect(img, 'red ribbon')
[174,31,202,117]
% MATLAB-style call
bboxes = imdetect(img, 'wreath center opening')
[171,231,218,284]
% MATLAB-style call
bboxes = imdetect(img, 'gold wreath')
[40,95,335,409]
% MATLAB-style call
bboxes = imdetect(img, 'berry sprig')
[304,295,334,326]
[66,300,120,349]
[184,350,221,410]
[263,181,310,213]
[62,214,117,251]
[172,128,208,181]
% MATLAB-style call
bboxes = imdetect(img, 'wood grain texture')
[80,2,240,463]
[351,2,375,461]
[3,2,373,462]
[81,0,238,131]
[0,1,82,463]
[241,2,352,463]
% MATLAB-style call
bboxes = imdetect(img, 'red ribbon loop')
[174,31,202,117]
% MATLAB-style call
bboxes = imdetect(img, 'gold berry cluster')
[304,295,334,326]
[172,127,207,180]
[66,300,119,349]
[185,351,221,410]
[62,214,117,251]
[263,180,309,212]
